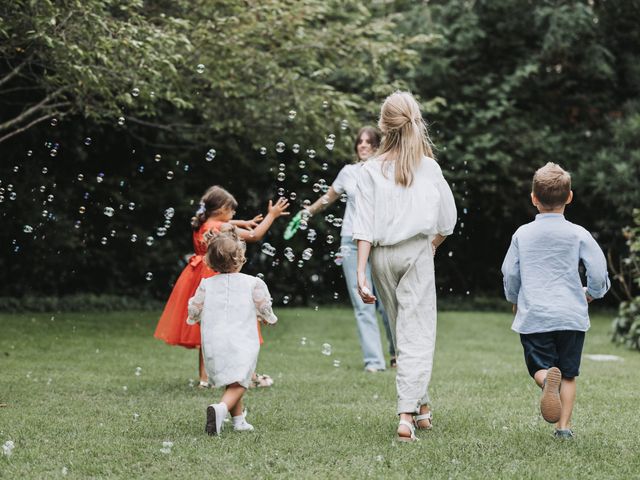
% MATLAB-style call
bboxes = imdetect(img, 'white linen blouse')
[352,156,457,246]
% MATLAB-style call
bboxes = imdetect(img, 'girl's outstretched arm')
[237,197,290,243]
[231,214,263,231]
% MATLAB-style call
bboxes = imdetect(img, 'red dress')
[154,220,222,348]
[154,219,264,348]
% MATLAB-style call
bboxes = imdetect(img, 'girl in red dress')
[154,185,289,386]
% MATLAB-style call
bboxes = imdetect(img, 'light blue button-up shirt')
[501,213,610,334]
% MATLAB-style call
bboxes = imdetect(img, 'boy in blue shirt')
[501,162,610,439]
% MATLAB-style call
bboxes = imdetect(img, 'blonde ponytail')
[377,91,434,186]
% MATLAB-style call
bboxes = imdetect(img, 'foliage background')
[1,0,639,306]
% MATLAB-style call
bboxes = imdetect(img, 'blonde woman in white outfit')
[353,91,457,442]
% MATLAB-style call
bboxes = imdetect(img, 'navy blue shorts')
[520,331,585,379]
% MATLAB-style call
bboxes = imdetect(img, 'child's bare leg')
[198,348,207,383]
[220,383,246,412]
[556,377,576,430]
[533,369,547,388]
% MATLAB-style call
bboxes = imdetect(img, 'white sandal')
[414,411,433,430]
[396,419,417,442]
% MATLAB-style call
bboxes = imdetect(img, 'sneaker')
[233,417,255,432]
[205,403,227,436]
[540,367,562,423]
[554,429,575,439]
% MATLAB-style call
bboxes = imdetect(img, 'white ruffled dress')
[187,273,277,388]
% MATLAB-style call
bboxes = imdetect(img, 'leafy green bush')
[0,294,163,313]
[612,209,640,351]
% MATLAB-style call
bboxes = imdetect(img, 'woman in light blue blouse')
[302,127,395,371]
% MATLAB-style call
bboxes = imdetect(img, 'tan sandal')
[396,419,417,442]
[414,410,433,430]
[250,373,274,388]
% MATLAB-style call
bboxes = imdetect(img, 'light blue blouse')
[501,213,610,334]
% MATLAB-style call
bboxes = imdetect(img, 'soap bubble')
[117,116,125,126]
[340,119,349,130]
[128,202,136,210]
[333,359,341,367]
[448,251,453,257]
[261,243,276,256]
[131,87,140,97]
[77,173,84,181]
[325,139,335,151]
[312,183,321,193]
[196,63,205,73]
[130,234,138,242]
[307,149,316,159]
[326,235,335,246]
[275,141,286,153]
[340,194,347,203]
[321,162,328,170]
[283,295,290,305]
[306,229,317,242]
[156,227,167,237]
[300,337,307,345]
[297,260,304,268]
[333,292,339,300]
[2,440,15,457]
[277,172,285,182]
[78,206,86,214]
[302,248,313,261]
[333,218,343,228]
[50,118,58,126]
[83,137,92,146]
[164,207,175,220]
[284,247,295,262]
[146,236,154,246]
[160,440,174,454]
[100,237,108,245]
[259,147,267,155]
[49,149,57,157]
[205,149,216,161]
[278,163,285,172]
[166,171,174,180]
[23,225,33,233]
[292,144,300,154]
[301,174,309,183]
[289,192,297,201]
[321,343,332,356]
[103,207,115,217]
[135,366,142,376]
[322,100,329,109]
[154,154,162,162]
[277,187,285,196]
[288,110,297,120]
[47,194,54,202]
[298,160,306,169]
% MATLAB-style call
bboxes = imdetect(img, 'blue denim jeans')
[340,237,394,369]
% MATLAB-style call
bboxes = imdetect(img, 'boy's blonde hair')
[377,91,435,186]
[532,162,572,208]
[204,224,246,273]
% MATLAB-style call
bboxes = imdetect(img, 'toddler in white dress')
[187,224,277,436]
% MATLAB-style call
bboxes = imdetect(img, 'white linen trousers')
[369,234,436,414]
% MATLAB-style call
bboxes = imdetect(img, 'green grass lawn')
[1,307,639,479]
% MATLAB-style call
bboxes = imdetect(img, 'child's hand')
[233,215,264,230]
[268,197,290,218]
